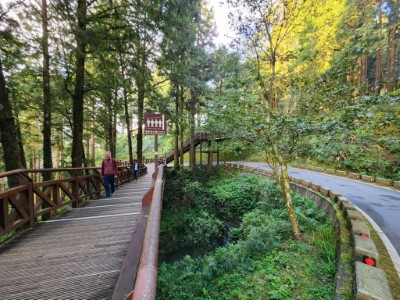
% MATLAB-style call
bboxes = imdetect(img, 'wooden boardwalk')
[0,166,154,300]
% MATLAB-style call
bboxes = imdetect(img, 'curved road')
[241,162,400,258]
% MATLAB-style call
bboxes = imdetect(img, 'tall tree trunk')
[71,0,87,168]
[120,56,133,165]
[14,112,27,169]
[42,0,52,178]
[60,126,64,167]
[86,137,90,166]
[174,84,180,169]
[0,59,24,173]
[269,53,277,109]
[112,90,117,159]
[82,147,88,168]
[374,0,383,93]
[55,134,60,169]
[271,143,301,240]
[137,83,144,164]
[207,139,212,172]
[386,24,398,92]
[189,91,197,168]
[90,105,95,165]
[358,55,368,87]
[10,88,27,169]
[179,86,184,167]
[106,93,113,154]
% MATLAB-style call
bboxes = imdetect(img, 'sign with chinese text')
[144,113,167,136]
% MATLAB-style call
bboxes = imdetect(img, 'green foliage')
[158,167,336,299]
[160,167,264,258]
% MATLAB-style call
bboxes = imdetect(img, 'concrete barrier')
[315,167,323,172]
[350,219,371,237]
[376,178,391,187]
[302,180,312,188]
[346,210,363,221]
[393,181,400,189]
[326,168,335,175]
[355,262,393,300]
[349,172,361,179]
[361,175,374,183]
[330,192,341,203]
[354,235,380,267]
[338,196,350,206]
[341,201,356,213]
[312,184,321,192]
[319,186,331,196]
[336,170,347,177]
[294,178,303,184]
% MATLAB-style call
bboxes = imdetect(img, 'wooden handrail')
[0,165,148,240]
[121,165,164,300]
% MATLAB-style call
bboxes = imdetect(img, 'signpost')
[144,113,167,170]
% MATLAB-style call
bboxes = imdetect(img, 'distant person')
[101,151,118,198]
[132,159,140,181]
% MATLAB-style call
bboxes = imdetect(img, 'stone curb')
[326,168,335,175]
[355,262,393,300]
[354,235,380,267]
[362,175,374,183]
[376,178,391,187]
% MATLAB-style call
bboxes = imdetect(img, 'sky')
[209,0,234,46]
[2,0,234,46]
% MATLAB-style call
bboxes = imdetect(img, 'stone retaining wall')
[226,163,397,300]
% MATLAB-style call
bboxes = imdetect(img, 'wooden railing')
[0,164,147,240]
[162,132,210,164]
[112,165,164,300]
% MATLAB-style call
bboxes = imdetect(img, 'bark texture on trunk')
[90,106,95,165]
[15,114,27,168]
[179,86,184,167]
[120,57,133,165]
[386,26,398,92]
[174,84,180,169]
[189,91,197,169]
[71,0,87,168]
[358,55,368,87]
[374,0,383,93]
[42,0,52,179]
[271,143,302,240]
[137,84,144,164]
[0,59,24,172]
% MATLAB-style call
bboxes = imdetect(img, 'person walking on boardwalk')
[132,159,140,181]
[101,151,118,198]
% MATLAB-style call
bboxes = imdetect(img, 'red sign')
[144,113,167,136]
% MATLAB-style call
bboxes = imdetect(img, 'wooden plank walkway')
[0,166,154,300]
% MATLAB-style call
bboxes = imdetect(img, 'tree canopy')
[0,0,398,184]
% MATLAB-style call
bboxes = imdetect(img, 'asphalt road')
[240,162,400,257]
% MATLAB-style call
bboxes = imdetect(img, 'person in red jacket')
[101,151,118,198]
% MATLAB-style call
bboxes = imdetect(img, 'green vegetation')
[1,0,398,175]
[157,168,336,299]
